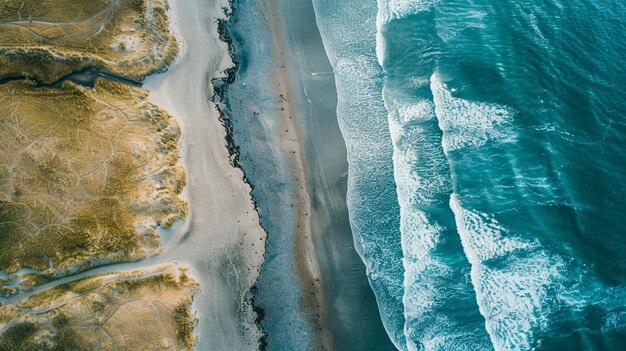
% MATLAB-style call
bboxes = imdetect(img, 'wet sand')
[248,0,396,349]
[248,0,334,347]
[280,0,397,350]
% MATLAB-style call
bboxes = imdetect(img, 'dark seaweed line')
[210,2,269,350]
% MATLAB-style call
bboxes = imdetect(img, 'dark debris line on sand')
[211,2,269,350]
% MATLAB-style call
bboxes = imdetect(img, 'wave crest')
[431,73,514,154]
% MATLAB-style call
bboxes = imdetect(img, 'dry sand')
[144,0,266,349]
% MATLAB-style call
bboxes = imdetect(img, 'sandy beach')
[0,0,383,348]
[152,0,391,349]
[144,0,266,349]
[242,0,394,349]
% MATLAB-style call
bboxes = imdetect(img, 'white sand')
[144,0,266,349]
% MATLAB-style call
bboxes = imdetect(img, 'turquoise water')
[314,0,626,349]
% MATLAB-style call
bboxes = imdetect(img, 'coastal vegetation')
[0,79,186,284]
[0,0,178,83]
[0,1,199,347]
[0,265,198,350]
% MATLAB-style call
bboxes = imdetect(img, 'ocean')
[313,0,626,350]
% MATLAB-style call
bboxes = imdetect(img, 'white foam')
[376,22,386,68]
[401,205,493,350]
[386,87,451,208]
[378,0,440,25]
[385,85,490,349]
[376,0,439,66]
[401,208,462,351]
[450,194,565,351]
[431,72,514,153]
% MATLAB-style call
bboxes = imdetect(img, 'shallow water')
[315,0,626,349]
[312,0,408,348]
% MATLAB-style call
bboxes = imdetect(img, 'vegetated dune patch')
[0,264,198,350]
[0,0,111,22]
[0,0,178,83]
[0,78,186,283]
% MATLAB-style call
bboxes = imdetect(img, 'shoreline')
[280,1,398,350]
[211,6,271,348]
[0,0,394,349]
[259,0,334,348]
[247,0,395,348]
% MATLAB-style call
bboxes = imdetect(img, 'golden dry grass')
[0,78,186,276]
[0,265,198,351]
[0,0,177,83]
[0,2,196,347]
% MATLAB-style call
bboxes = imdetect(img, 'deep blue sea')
[314,0,626,350]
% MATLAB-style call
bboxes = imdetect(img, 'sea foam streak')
[376,1,496,347]
[431,73,513,153]
[449,194,566,350]
[431,70,626,349]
